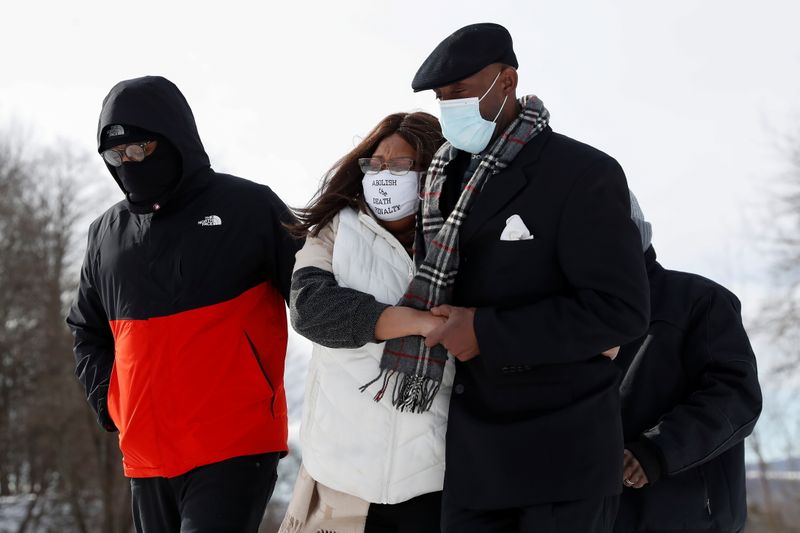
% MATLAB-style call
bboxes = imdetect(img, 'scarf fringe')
[359,370,440,413]
[278,514,303,533]
[392,373,440,413]
[358,368,395,403]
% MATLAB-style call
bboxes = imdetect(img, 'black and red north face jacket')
[67,76,302,478]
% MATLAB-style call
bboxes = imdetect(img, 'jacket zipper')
[699,468,712,516]
[354,210,412,502]
[244,331,276,418]
[382,402,399,502]
[139,213,153,275]
[358,213,414,272]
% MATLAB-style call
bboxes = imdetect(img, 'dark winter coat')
[440,126,651,509]
[614,247,762,532]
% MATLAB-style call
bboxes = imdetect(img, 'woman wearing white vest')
[280,112,452,533]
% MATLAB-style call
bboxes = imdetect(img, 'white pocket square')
[500,214,534,241]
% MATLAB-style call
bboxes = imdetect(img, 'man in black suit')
[414,23,651,532]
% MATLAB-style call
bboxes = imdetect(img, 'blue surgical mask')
[438,71,509,154]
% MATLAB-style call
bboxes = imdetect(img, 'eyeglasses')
[102,141,155,167]
[358,157,416,176]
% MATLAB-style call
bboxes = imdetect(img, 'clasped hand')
[411,306,620,364]
[422,305,480,362]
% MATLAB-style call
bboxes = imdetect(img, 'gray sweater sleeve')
[290,266,390,349]
[289,213,391,349]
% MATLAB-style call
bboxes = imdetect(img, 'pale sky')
[3,0,799,459]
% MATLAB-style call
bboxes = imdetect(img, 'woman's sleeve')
[290,215,390,349]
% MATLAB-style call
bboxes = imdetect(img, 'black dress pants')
[364,490,442,533]
[131,452,279,533]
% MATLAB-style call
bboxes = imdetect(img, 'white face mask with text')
[361,170,420,221]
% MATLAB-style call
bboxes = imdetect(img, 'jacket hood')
[97,76,211,213]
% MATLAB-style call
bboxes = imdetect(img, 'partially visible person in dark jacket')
[66,76,301,533]
[614,192,762,533]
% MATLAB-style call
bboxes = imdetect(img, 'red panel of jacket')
[107,282,288,478]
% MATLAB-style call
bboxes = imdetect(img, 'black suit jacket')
[443,126,651,509]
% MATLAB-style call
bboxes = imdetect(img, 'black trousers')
[441,493,619,533]
[131,453,279,533]
[364,491,442,533]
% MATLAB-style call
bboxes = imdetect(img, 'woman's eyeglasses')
[358,157,415,176]
[102,141,155,167]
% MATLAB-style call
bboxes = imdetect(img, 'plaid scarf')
[360,95,550,412]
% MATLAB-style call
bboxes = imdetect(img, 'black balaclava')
[100,124,183,208]
[116,136,182,206]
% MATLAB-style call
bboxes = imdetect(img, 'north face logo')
[197,215,222,226]
[106,124,125,137]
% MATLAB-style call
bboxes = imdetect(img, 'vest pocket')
[243,330,276,418]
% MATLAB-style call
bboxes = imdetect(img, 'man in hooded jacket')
[66,76,301,532]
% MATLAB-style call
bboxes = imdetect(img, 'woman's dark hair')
[289,112,444,237]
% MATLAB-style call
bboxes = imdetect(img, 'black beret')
[412,23,518,92]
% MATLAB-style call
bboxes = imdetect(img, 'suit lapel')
[459,166,526,245]
[459,127,553,245]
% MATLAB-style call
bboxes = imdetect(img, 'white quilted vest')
[300,207,454,504]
